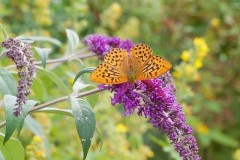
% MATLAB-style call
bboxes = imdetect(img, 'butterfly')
[90,43,172,84]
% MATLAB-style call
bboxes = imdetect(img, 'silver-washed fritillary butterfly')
[90,44,172,84]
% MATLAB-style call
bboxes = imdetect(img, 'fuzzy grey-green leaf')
[0,133,24,160]
[36,68,69,94]
[35,47,51,69]
[3,95,38,144]
[16,35,34,43]
[66,29,80,53]
[73,67,96,85]
[29,36,62,46]
[0,69,17,95]
[70,97,96,160]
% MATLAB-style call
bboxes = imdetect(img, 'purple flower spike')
[85,34,201,160]
[2,38,35,116]
[84,35,134,59]
[142,79,201,160]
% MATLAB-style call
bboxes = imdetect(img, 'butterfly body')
[126,58,137,83]
[90,44,172,84]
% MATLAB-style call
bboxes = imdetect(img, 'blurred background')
[0,0,240,160]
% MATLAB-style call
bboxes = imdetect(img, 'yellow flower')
[33,135,41,142]
[210,17,221,28]
[193,37,209,58]
[233,148,240,160]
[34,0,50,8]
[185,64,194,76]
[196,123,209,134]
[147,150,154,158]
[117,17,140,39]
[26,135,46,159]
[36,150,46,158]
[172,70,182,78]
[67,77,74,84]
[194,59,203,69]
[35,14,52,26]
[180,50,191,62]
[111,2,122,16]
[116,123,128,133]
[101,2,122,29]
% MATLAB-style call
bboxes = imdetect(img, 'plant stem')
[33,53,96,65]
[5,51,96,69]
[0,88,105,128]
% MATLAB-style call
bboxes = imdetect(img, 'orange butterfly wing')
[130,44,172,80]
[90,48,129,84]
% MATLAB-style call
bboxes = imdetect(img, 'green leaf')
[31,78,46,101]
[66,29,80,53]
[24,116,44,136]
[0,24,7,58]
[15,35,34,43]
[70,97,96,160]
[35,107,73,117]
[86,90,99,108]
[29,36,62,46]
[148,134,168,147]
[85,86,99,108]
[0,48,6,58]
[210,130,238,148]
[3,95,38,144]
[206,101,222,113]
[95,125,103,151]
[34,47,51,69]
[0,69,17,95]
[0,150,5,160]
[73,82,93,93]
[73,67,96,85]
[0,133,24,160]
[0,23,8,39]
[36,68,69,94]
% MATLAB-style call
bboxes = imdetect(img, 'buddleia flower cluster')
[84,34,134,59]
[84,34,201,160]
[1,38,35,116]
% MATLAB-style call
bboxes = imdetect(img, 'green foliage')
[70,98,96,160]
[66,29,80,53]
[0,133,24,160]
[34,47,51,69]
[36,68,69,94]
[3,95,38,144]
[73,67,95,85]
[0,69,17,95]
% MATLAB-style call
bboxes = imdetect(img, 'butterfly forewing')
[130,44,153,65]
[90,48,129,84]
